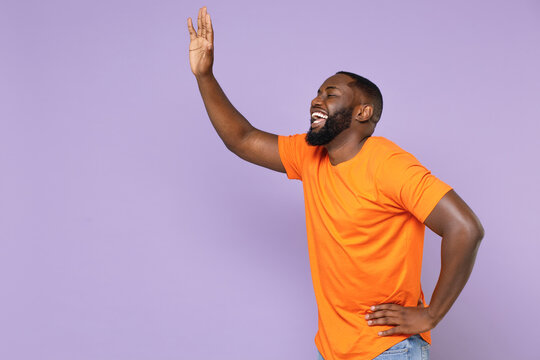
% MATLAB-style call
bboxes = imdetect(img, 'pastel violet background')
[1,0,539,359]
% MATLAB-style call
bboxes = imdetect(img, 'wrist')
[195,71,214,82]
[425,305,442,328]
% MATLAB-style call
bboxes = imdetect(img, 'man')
[187,7,484,360]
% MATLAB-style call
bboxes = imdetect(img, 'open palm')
[187,7,214,77]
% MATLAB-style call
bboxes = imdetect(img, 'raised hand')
[188,6,284,174]
[187,6,214,77]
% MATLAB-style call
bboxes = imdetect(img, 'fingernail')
[378,332,383,336]
[365,314,369,319]
[371,306,376,310]
[368,320,373,325]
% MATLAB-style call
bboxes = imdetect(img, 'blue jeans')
[317,334,430,359]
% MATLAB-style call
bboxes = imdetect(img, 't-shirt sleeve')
[375,151,453,223]
[278,134,308,180]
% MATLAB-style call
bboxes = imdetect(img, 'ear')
[354,104,373,123]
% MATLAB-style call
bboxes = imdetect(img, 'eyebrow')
[317,86,341,94]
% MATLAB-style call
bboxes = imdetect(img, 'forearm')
[427,227,483,326]
[195,73,255,152]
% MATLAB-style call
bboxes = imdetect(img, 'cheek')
[328,104,346,116]
[327,103,339,115]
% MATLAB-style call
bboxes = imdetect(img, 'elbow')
[224,141,238,154]
[223,128,254,157]
[475,221,485,244]
[223,137,245,157]
[460,217,485,248]
[469,213,485,245]
[444,215,484,249]
[225,141,248,160]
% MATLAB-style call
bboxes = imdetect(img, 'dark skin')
[188,7,484,337]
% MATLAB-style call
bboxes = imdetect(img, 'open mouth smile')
[311,111,328,129]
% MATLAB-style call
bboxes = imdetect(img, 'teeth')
[311,111,328,120]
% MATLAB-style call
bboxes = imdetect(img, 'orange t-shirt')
[278,134,452,360]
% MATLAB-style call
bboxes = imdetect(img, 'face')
[306,74,359,146]
[306,108,353,146]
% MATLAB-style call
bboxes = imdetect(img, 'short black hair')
[336,71,383,123]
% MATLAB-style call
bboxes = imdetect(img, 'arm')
[187,7,285,172]
[365,189,484,336]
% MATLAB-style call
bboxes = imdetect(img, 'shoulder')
[279,133,324,156]
[368,136,409,157]
[278,133,326,167]
[278,133,307,146]
[366,136,418,167]
[368,136,425,180]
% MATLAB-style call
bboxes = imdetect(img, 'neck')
[325,132,371,166]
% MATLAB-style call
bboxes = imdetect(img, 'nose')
[311,94,323,108]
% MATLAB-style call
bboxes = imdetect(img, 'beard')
[306,108,353,146]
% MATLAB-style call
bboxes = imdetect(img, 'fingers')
[365,304,431,336]
[206,12,213,44]
[378,326,403,337]
[371,304,402,311]
[192,6,212,45]
[367,316,400,326]
[197,7,203,37]
[201,7,207,39]
[366,309,399,320]
[190,7,213,46]
[365,304,403,327]
[187,18,197,40]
